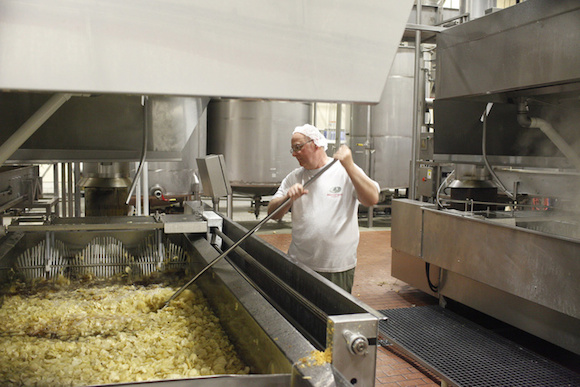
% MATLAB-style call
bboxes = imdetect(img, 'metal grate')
[16,239,69,281]
[378,305,580,387]
[12,236,189,282]
[72,236,134,278]
[137,234,188,276]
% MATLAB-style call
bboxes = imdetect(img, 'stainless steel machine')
[0,210,383,386]
[392,0,580,355]
[0,1,415,386]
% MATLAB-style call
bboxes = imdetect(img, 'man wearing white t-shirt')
[267,124,380,293]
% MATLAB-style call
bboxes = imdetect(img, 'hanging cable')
[436,169,455,209]
[126,96,149,205]
[425,262,439,293]
[481,103,516,201]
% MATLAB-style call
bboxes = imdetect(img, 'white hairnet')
[292,124,328,151]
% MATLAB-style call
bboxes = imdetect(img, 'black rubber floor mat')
[378,305,580,387]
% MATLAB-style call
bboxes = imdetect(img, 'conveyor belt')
[378,305,580,387]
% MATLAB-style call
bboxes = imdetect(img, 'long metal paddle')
[162,158,338,308]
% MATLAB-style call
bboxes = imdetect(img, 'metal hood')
[0,93,209,163]
[0,0,413,104]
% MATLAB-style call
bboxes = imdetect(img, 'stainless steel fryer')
[0,210,382,387]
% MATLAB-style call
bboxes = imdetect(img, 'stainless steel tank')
[145,97,209,206]
[351,46,415,191]
[0,213,383,386]
[207,99,311,197]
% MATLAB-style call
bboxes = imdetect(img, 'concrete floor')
[224,197,441,387]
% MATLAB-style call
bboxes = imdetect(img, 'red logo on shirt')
[327,186,342,197]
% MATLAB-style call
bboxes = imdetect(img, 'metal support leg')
[142,161,149,216]
[52,164,59,217]
[74,162,81,217]
[60,163,66,217]
[135,162,142,216]
[67,162,73,217]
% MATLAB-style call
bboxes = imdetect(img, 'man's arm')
[267,195,291,220]
[334,145,379,207]
[267,183,308,220]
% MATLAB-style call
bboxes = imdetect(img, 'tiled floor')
[257,226,441,387]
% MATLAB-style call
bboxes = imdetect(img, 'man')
[267,124,380,293]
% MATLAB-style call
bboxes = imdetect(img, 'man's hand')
[333,144,379,207]
[267,183,308,219]
[287,183,308,201]
[333,145,355,168]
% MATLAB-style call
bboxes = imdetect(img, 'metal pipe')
[0,93,72,166]
[312,102,317,127]
[135,162,142,216]
[60,163,66,217]
[409,0,422,200]
[74,162,81,217]
[53,163,59,217]
[142,161,149,216]
[226,193,233,219]
[126,96,149,205]
[67,163,73,217]
[365,105,374,227]
[517,99,580,171]
[516,99,532,128]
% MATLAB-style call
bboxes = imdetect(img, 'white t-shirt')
[273,158,380,273]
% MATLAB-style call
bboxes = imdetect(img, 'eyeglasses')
[290,139,313,154]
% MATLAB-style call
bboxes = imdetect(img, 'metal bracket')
[327,313,379,386]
